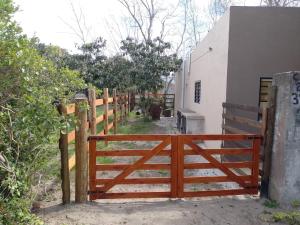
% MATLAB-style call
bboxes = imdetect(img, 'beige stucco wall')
[184,11,230,141]
[177,6,300,141]
[226,7,300,114]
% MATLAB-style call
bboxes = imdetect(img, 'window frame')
[194,80,201,104]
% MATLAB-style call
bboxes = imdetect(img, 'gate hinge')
[88,190,105,195]
[247,135,262,140]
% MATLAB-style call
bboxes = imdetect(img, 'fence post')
[261,86,277,197]
[88,89,97,135]
[104,88,109,145]
[57,103,70,204]
[127,91,131,113]
[75,97,88,203]
[113,89,117,134]
[120,95,123,123]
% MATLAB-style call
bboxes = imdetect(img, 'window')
[194,81,201,103]
[259,78,272,108]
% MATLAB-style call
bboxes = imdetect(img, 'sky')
[13,0,261,54]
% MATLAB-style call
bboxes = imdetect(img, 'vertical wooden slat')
[125,94,128,117]
[75,97,88,203]
[89,89,97,135]
[104,88,109,145]
[58,104,70,204]
[252,138,261,192]
[177,136,184,197]
[261,86,277,197]
[113,89,117,134]
[89,139,97,201]
[120,95,124,123]
[261,107,268,138]
[171,135,178,198]
[127,91,131,113]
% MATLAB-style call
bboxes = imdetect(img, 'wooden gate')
[88,134,260,200]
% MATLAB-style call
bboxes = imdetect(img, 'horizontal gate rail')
[88,134,261,200]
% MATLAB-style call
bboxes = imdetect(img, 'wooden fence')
[58,88,129,203]
[221,86,277,197]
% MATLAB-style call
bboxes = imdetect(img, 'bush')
[0,1,86,224]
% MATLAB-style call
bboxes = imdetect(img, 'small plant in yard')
[264,199,280,208]
[273,211,300,225]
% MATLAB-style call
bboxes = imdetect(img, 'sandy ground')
[38,197,281,225]
[36,117,281,225]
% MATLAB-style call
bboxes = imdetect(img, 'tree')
[120,37,181,115]
[260,0,300,6]
[208,0,235,26]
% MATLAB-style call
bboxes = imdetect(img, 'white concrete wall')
[184,11,230,142]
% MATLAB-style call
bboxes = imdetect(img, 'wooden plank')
[89,134,172,141]
[96,150,171,156]
[184,148,252,155]
[107,109,114,117]
[62,103,76,115]
[261,86,277,197]
[104,88,109,146]
[180,134,260,141]
[107,122,114,131]
[183,188,258,198]
[95,163,171,171]
[89,89,97,135]
[171,136,178,197]
[252,138,261,189]
[184,176,252,183]
[222,113,262,129]
[184,162,253,169]
[67,130,75,143]
[57,104,70,204]
[98,130,105,136]
[95,178,170,185]
[177,136,184,197]
[96,115,104,124]
[113,89,117,134]
[95,99,103,106]
[89,140,97,201]
[99,138,170,193]
[222,125,250,135]
[261,107,268,137]
[68,154,76,171]
[75,98,88,203]
[93,192,170,199]
[222,102,262,114]
[107,97,114,103]
[184,137,250,188]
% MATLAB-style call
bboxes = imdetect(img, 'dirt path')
[38,197,280,225]
[37,117,280,225]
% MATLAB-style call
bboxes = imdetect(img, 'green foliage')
[264,199,280,208]
[273,211,300,225]
[291,200,300,209]
[0,197,43,225]
[120,37,182,95]
[0,1,86,223]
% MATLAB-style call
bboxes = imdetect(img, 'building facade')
[175,6,300,140]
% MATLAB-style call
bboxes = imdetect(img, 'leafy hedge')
[0,0,86,224]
